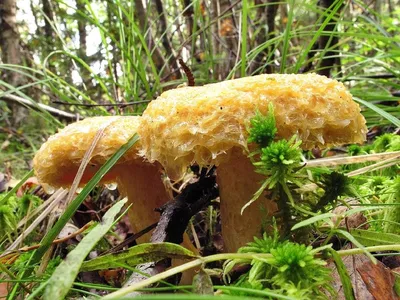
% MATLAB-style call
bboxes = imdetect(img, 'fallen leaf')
[0,282,9,299]
[329,248,373,299]
[357,259,399,299]
[329,244,400,299]
[332,200,368,230]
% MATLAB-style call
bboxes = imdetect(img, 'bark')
[154,0,181,80]
[0,0,26,126]
[251,0,279,74]
[182,0,194,37]
[212,0,240,79]
[221,0,238,78]
[76,0,87,59]
[211,0,221,80]
[388,0,394,18]
[317,0,342,77]
[41,0,54,41]
[106,0,119,102]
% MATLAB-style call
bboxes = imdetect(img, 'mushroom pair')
[34,73,367,254]
[137,73,367,252]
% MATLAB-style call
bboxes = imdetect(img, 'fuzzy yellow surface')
[139,73,367,179]
[33,116,142,188]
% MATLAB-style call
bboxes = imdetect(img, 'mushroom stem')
[116,163,169,243]
[216,148,277,252]
[116,163,198,254]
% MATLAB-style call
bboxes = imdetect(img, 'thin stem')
[102,244,400,299]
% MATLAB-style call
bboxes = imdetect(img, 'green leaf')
[354,97,400,127]
[81,242,197,272]
[291,212,335,231]
[329,249,355,300]
[335,229,377,263]
[350,229,400,246]
[44,198,127,300]
[342,206,382,217]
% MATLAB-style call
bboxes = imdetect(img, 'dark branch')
[122,167,218,293]
[151,167,218,244]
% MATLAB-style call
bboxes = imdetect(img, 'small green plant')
[255,137,303,190]
[243,105,304,217]
[373,133,400,152]
[314,172,357,211]
[224,232,334,298]
[382,177,400,234]
[0,193,42,244]
[247,104,277,148]
[0,194,18,241]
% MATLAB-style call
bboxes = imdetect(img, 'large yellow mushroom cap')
[33,116,143,189]
[138,73,367,179]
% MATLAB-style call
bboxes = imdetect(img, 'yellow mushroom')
[138,73,367,252]
[33,116,195,251]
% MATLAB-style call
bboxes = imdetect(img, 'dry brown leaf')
[0,282,9,299]
[329,244,400,299]
[332,200,368,230]
[357,259,399,300]
[329,253,374,300]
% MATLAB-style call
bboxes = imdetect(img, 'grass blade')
[350,229,400,246]
[335,229,377,263]
[81,242,196,272]
[354,97,400,127]
[28,133,139,266]
[44,198,127,300]
[291,212,335,231]
[329,249,355,300]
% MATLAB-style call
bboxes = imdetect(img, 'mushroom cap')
[138,73,367,179]
[33,116,142,189]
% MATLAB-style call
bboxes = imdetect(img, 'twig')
[21,221,93,252]
[0,94,82,120]
[51,100,152,107]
